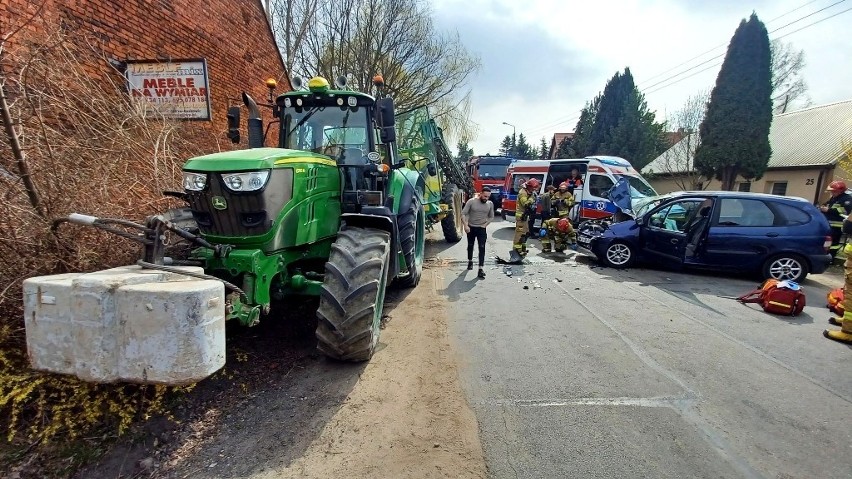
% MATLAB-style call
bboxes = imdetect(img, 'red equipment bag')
[737,279,806,316]
[827,287,844,315]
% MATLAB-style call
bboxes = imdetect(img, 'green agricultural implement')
[25,75,473,384]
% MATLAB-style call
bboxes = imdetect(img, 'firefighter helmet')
[827,180,847,193]
[556,218,571,233]
[526,178,541,190]
[559,182,569,190]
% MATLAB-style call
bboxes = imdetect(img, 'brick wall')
[1,0,288,147]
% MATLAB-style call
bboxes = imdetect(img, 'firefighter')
[551,182,575,218]
[825,213,852,344]
[820,180,852,258]
[540,217,578,253]
[512,178,540,257]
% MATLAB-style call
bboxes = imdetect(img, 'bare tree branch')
[651,90,711,191]
[771,39,811,114]
[269,0,480,143]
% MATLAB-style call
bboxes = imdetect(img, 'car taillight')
[824,235,832,253]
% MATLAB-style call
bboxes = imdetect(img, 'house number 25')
[806,179,815,185]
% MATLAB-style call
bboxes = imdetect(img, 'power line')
[644,5,852,96]
[768,0,847,33]
[525,114,582,136]
[514,1,850,141]
[774,4,852,38]
[645,62,722,96]
[641,53,724,92]
[640,0,847,91]
[523,0,839,135]
[637,0,827,86]
[767,0,823,22]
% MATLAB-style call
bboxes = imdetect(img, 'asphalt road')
[434,217,852,479]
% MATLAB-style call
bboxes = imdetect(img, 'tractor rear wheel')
[441,183,465,243]
[316,226,391,361]
[394,197,425,288]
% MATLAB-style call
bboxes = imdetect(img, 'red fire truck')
[467,155,515,210]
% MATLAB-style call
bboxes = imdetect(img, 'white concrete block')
[115,280,225,384]
[23,265,226,384]
[23,273,84,375]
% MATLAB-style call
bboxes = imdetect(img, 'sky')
[430,0,852,155]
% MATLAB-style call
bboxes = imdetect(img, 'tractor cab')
[273,76,396,210]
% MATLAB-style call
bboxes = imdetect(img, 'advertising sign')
[125,59,211,120]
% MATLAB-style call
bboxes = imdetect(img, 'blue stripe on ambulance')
[581,200,617,213]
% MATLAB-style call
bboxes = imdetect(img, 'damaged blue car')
[576,180,833,283]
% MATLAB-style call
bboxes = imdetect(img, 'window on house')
[770,182,788,196]
[737,182,751,192]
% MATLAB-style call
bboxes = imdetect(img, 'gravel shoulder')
[70,239,485,479]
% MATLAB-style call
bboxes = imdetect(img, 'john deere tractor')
[27,75,472,383]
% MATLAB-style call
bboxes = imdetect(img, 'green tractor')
[26,75,473,384]
[173,75,472,361]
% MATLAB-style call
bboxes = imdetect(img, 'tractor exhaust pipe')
[242,92,264,149]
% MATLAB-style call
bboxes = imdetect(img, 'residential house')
[548,133,574,159]
[642,99,852,204]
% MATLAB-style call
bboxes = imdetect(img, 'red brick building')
[1,0,288,143]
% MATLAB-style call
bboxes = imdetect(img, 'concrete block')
[115,279,225,384]
[23,265,226,384]
[23,273,84,375]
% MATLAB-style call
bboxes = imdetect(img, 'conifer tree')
[694,13,773,190]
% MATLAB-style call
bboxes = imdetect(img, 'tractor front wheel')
[316,226,391,361]
[441,183,465,243]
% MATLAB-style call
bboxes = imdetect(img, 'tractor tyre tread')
[395,198,423,288]
[316,227,391,362]
[441,183,464,243]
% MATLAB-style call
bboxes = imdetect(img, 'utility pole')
[502,121,516,155]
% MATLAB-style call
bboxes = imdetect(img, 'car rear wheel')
[602,241,635,269]
[762,254,809,283]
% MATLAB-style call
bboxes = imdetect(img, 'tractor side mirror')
[377,97,396,144]
[226,106,241,144]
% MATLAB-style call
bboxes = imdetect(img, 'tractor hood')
[184,147,335,172]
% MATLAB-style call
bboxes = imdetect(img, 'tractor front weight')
[193,244,327,326]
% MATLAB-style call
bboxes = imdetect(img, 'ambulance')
[502,156,658,225]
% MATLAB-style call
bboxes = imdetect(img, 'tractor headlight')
[183,172,207,191]
[221,170,270,192]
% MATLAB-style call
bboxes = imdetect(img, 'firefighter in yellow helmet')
[820,180,852,258]
[540,217,578,253]
[551,182,575,218]
[512,178,540,257]
[825,213,852,344]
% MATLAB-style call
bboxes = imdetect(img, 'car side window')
[773,203,811,225]
[588,174,614,197]
[648,200,703,232]
[716,198,775,226]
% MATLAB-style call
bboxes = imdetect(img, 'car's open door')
[640,199,706,266]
